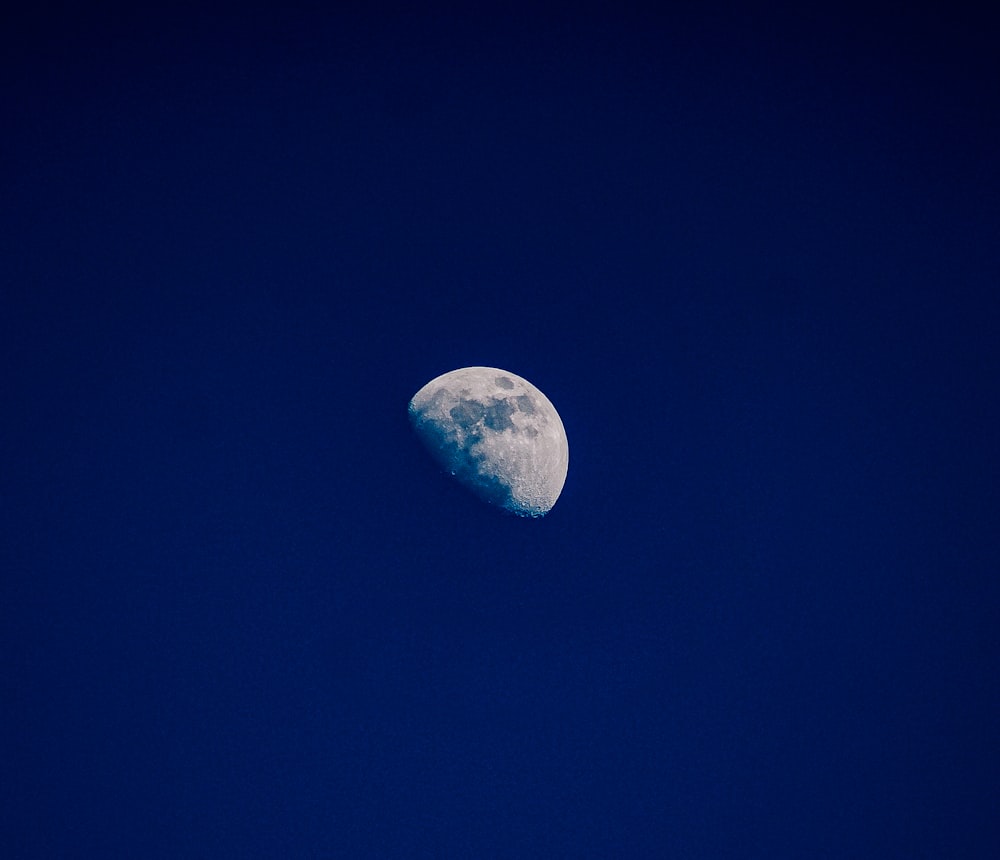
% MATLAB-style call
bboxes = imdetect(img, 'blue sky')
[3,5,998,857]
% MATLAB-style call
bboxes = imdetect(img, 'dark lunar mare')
[449,397,516,433]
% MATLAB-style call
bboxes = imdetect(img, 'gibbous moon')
[409,367,569,517]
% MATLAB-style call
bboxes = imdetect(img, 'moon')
[408,367,569,517]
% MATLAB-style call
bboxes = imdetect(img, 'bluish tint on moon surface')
[408,367,569,517]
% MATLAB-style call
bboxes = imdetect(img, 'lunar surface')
[409,367,569,517]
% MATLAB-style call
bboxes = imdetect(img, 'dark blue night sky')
[3,5,998,857]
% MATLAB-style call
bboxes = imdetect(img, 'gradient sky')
[3,5,998,857]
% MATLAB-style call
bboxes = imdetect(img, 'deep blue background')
[3,5,998,857]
